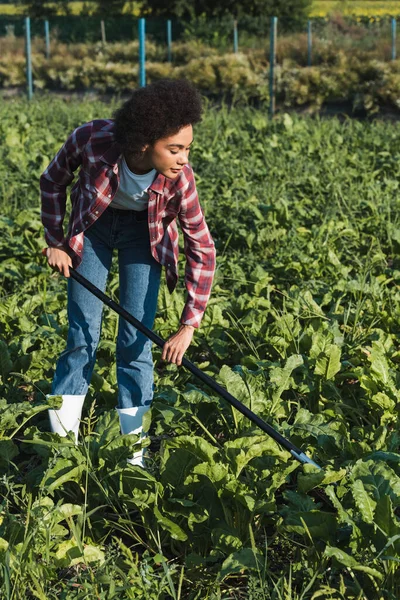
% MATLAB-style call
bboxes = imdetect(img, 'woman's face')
[125,125,193,179]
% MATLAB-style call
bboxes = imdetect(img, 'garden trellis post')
[25,17,33,100]
[139,18,146,87]
[167,19,172,63]
[392,18,397,61]
[101,20,106,44]
[233,19,238,53]
[44,20,50,60]
[269,16,278,118]
[307,19,312,66]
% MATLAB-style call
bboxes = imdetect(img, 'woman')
[40,79,216,465]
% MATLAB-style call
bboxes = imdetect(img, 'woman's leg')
[115,210,162,409]
[51,214,114,396]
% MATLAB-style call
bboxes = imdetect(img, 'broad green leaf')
[211,527,243,554]
[57,504,83,520]
[54,540,83,568]
[218,365,249,421]
[351,460,400,506]
[351,479,376,524]
[315,344,341,380]
[0,439,19,465]
[270,354,303,402]
[0,340,12,379]
[218,548,264,581]
[368,342,390,385]
[83,544,105,565]
[166,435,219,464]
[324,546,383,580]
[153,506,188,541]
[297,469,325,493]
[370,392,396,412]
[374,495,400,544]
[191,461,229,485]
[283,510,337,541]
[224,435,289,477]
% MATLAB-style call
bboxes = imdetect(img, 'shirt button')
[108,194,112,198]
[75,228,79,233]
[84,220,89,225]
[95,210,99,215]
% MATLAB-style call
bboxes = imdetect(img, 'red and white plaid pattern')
[40,119,216,327]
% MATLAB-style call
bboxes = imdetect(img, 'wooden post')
[25,17,33,100]
[139,18,146,87]
[167,19,172,63]
[101,20,106,44]
[307,19,312,66]
[392,18,397,61]
[269,16,278,118]
[44,20,50,60]
[233,19,238,53]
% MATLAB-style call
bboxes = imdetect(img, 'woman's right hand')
[45,247,72,277]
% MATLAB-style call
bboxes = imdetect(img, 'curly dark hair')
[113,79,203,155]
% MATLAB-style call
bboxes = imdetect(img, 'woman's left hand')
[161,324,195,366]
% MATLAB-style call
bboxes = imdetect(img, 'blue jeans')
[52,207,162,408]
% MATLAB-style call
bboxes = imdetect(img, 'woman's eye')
[171,151,178,155]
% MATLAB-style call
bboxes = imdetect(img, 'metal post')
[44,20,50,60]
[101,19,106,44]
[269,16,278,118]
[139,18,146,87]
[233,19,238,53]
[25,17,33,100]
[167,19,172,63]
[307,19,312,66]
[392,18,397,61]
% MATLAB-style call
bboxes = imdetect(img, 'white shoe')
[117,406,150,467]
[47,394,85,444]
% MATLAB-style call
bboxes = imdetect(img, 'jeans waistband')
[106,206,148,221]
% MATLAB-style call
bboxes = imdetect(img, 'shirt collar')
[149,172,167,194]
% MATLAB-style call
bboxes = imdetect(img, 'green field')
[1,96,400,597]
[311,1,400,17]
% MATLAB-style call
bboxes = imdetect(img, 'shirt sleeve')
[178,169,216,328]
[40,122,93,248]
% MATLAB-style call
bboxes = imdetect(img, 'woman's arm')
[177,169,216,328]
[162,168,216,366]
[40,122,93,250]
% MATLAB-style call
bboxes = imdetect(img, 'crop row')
[0,37,400,114]
[0,98,400,597]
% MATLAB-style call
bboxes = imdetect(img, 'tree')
[93,0,126,16]
[20,0,57,17]
[141,0,312,23]
[20,0,71,17]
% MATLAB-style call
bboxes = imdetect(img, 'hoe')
[45,255,322,470]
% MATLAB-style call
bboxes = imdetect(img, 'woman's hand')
[161,324,195,366]
[46,247,72,277]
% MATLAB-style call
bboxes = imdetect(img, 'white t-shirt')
[110,156,157,211]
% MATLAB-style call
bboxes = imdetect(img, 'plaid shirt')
[40,119,216,328]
